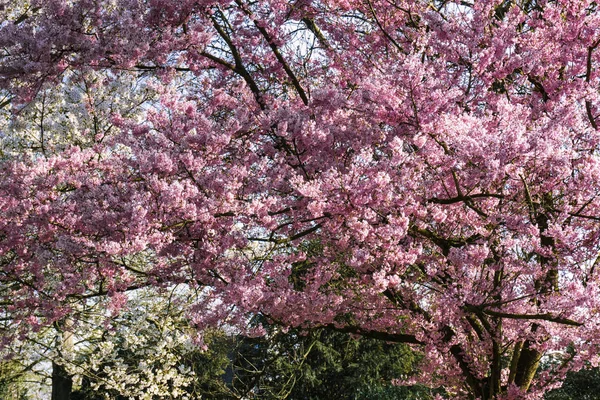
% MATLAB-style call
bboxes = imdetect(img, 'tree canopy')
[3,0,600,398]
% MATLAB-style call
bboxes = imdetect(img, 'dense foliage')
[3,0,600,398]
[68,325,426,400]
[544,367,600,400]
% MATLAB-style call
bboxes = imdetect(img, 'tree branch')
[234,0,309,105]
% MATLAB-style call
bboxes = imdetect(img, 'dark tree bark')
[51,361,72,400]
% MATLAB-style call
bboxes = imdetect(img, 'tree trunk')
[52,319,74,400]
[51,362,72,400]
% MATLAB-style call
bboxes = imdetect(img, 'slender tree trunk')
[51,362,72,400]
[52,319,73,400]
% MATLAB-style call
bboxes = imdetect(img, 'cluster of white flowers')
[0,287,206,399]
[64,289,200,399]
[1,68,155,158]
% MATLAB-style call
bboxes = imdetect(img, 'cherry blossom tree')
[3,0,600,398]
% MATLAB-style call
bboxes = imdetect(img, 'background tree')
[0,359,37,400]
[71,321,429,400]
[544,367,600,400]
